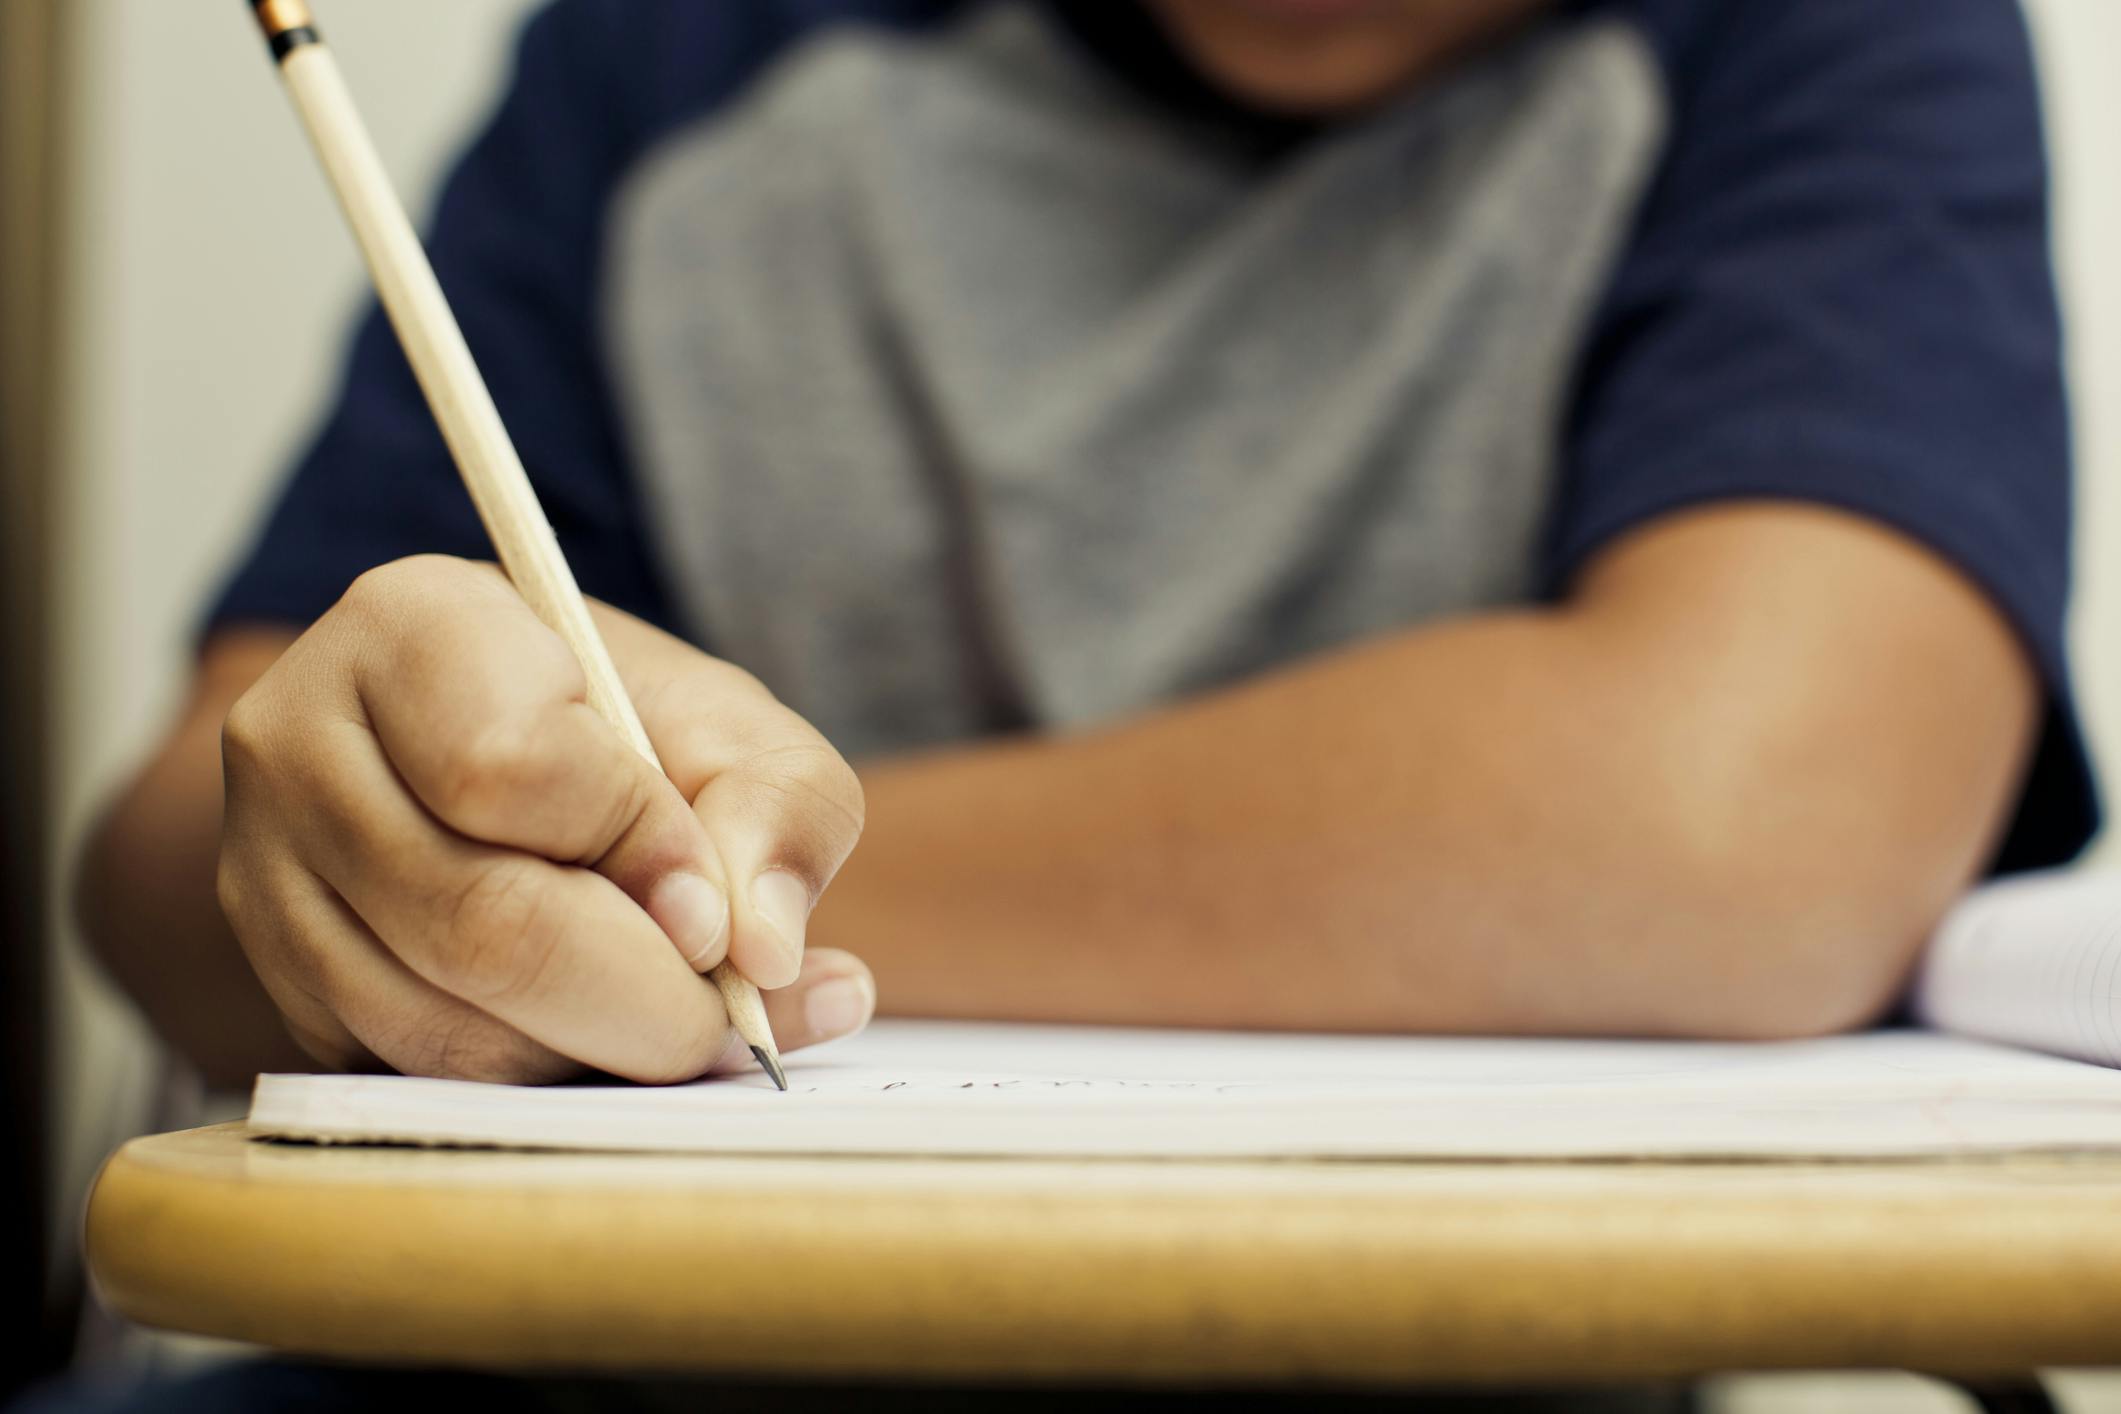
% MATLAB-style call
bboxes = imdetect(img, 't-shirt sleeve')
[1545,0,2099,871]
[206,0,711,637]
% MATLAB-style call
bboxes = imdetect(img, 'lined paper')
[1915,869,2121,1068]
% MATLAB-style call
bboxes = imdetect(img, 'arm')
[820,503,2038,1040]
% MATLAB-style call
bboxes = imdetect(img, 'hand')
[215,555,872,1083]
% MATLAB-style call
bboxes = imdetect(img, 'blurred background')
[1,0,2116,1406]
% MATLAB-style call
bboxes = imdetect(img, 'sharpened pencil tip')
[753,1045,788,1091]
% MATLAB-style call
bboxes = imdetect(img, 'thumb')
[691,732,867,992]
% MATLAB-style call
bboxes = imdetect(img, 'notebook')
[248,868,2121,1160]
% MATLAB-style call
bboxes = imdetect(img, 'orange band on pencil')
[253,0,315,39]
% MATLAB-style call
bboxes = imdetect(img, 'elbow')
[1627,902,1930,1045]
[1668,944,1915,1043]
[1626,826,1974,1045]
[1609,699,2029,1045]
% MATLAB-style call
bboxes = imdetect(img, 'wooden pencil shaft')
[276,47,654,760]
[266,40,779,1059]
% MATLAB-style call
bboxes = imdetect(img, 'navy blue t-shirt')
[211,0,2099,869]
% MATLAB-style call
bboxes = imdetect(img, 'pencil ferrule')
[268,25,321,61]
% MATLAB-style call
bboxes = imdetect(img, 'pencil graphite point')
[753,1045,789,1092]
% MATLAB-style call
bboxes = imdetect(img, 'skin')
[79,3,2042,1084]
[814,505,2035,1039]
[83,558,877,1088]
[83,505,2036,1085]
[1146,0,1554,114]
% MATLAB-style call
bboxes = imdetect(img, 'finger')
[338,557,736,973]
[220,763,370,1071]
[698,947,878,1079]
[222,852,575,1083]
[752,948,877,1057]
[301,716,737,1084]
[592,607,867,991]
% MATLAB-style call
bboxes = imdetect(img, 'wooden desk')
[86,1124,2121,1388]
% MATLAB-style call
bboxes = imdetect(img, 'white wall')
[55,0,545,815]
[45,0,2121,1354]
[50,0,544,1268]
[2026,0,2121,865]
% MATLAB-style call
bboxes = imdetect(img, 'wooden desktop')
[87,1122,2121,1399]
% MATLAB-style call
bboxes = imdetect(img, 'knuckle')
[434,860,563,1005]
[642,665,779,771]
[345,554,458,606]
[337,556,491,645]
[339,559,414,620]
[770,738,866,829]
[219,673,343,835]
[431,715,546,825]
[212,854,250,929]
[218,689,273,779]
[823,757,867,835]
[213,852,296,980]
[745,743,868,844]
[583,764,660,870]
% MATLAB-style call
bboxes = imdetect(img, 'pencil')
[243,0,789,1090]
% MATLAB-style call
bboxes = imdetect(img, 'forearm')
[78,632,311,1086]
[818,510,2036,1039]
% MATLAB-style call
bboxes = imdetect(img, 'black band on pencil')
[269,25,321,60]
[250,0,321,58]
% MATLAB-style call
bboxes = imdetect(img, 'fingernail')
[650,873,729,969]
[803,973,874,1041]
[750,869,811,981]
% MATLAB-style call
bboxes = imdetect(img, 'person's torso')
[606,0,1665,756]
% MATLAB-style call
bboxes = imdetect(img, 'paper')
[1915,870,2121,1068]
[249,1018,2121,1159]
